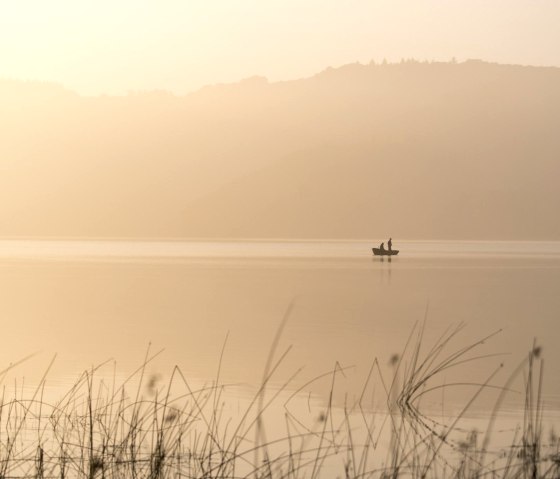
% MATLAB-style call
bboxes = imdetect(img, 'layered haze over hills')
[2,60,559,240]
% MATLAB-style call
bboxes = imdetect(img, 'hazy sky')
[1,0,559,95]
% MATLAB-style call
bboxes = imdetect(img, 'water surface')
[1,240,559,418]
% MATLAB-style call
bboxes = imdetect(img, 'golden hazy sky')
[1,0,559,95]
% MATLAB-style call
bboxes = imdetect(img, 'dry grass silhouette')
[0,324,557,478]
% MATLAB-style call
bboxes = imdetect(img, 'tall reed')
[0,325,557,478]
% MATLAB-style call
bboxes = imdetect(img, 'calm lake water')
[1,240,559,420]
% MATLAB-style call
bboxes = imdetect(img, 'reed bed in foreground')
[0,323,558,478]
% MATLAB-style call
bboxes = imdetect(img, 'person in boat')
[388,238,392,252]
[379,242,385,252]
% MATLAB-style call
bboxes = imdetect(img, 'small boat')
[372,248,399,256]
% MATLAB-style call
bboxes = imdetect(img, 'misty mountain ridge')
[1,60,559,240]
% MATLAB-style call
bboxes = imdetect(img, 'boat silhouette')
[372,248,399,256]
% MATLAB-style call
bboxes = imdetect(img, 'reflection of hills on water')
[1,60,559,240]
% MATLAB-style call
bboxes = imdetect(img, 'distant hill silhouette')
[1,60,559,239]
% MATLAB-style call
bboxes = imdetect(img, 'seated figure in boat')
[379,242,385,252]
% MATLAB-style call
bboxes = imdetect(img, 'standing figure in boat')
[388,238,392,252]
